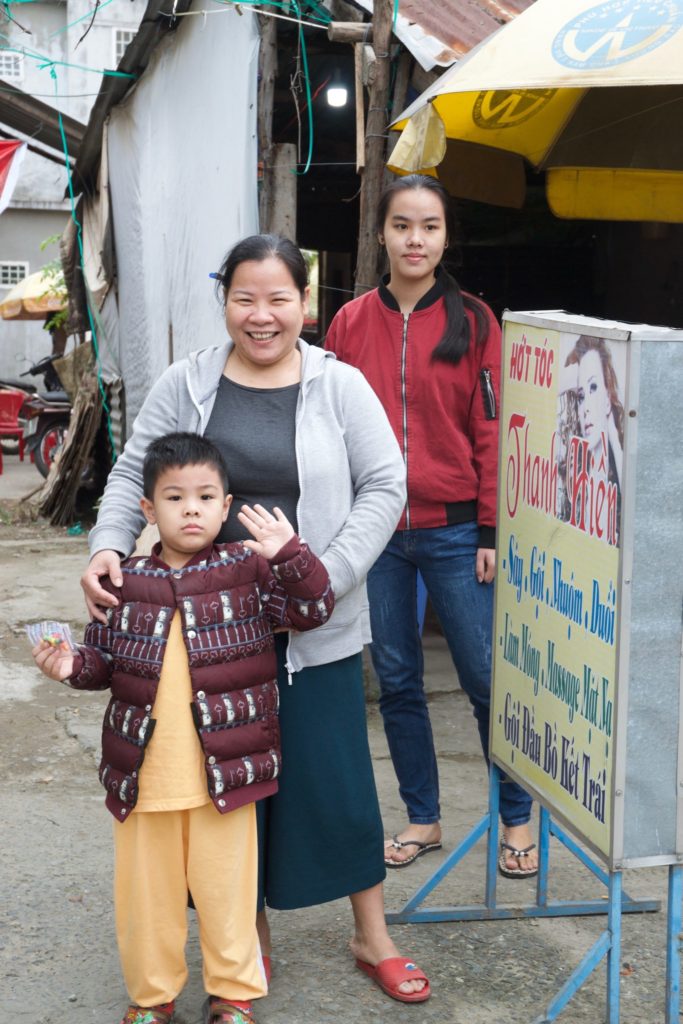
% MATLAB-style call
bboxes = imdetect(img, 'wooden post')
[354,43,365,172]
[354,0,393,297]
[264,143,298,239]
[328,22,373,43]
[258,11,278,231]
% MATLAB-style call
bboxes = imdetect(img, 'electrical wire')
[290,0,313,175]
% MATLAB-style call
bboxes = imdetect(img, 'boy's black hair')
[142,432,230,498]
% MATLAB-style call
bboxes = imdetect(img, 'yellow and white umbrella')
[0,268,67,321]
[389,0,683,221]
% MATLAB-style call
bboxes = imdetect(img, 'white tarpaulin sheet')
[107,8,259,423]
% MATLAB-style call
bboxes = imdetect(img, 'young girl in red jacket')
[326,174,536,879]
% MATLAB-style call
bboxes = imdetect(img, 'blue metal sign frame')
[384,766,676,1022]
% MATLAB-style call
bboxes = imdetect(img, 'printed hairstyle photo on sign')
[555,335,625,548]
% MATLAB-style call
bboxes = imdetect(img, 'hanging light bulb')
[326,68,348,108]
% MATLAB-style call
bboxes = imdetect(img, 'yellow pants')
[113,802,266,1006]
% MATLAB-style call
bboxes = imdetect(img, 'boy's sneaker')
[120,1003,175,1024]
[202,997,255,1024]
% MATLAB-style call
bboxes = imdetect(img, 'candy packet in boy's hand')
[25,620,76,652]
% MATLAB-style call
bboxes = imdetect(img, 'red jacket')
[325,277,501,545]
[68,536,333,821]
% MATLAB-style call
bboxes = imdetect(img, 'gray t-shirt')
[204,374,300,543]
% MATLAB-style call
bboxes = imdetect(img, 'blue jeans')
[367,521,532,828]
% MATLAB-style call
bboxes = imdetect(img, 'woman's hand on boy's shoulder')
[81,550,122,623]
[238,504,296,561]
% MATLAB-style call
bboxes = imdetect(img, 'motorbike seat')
[39,391,69,404]
[0,378,36,393]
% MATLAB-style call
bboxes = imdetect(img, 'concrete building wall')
[9,152,70,207]
[6,2,66,111]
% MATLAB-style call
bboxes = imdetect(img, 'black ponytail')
[431,268,489,365]
[378,174,489,365]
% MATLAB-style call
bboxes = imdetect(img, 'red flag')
[0,140,27,214]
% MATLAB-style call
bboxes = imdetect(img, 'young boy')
[33,432,334,1024]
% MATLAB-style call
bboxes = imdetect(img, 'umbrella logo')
[473,89,557,130]
[553,0,683,69]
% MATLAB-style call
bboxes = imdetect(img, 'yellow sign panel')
[491,321,625,857]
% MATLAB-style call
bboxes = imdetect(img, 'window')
[0,52,23,81]
[0,262,28,288]
[114,28,136,65]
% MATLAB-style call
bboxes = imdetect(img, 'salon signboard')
[490,311,683,867]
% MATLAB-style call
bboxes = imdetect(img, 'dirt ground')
[0,457,675,1024]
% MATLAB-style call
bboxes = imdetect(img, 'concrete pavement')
[0,446,44,501]
[0,454,673,1024]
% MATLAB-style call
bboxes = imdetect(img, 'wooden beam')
[328,22,373,43]
[354,0,393,297]
[262,143,298,239]
[362,43,377,87]
[258,12,278,231]
[354,43,365,172]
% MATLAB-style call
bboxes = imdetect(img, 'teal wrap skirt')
[257,637,386,910]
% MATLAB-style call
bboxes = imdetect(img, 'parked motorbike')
[17,356,72,478]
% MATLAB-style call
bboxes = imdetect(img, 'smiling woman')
[222,252,309,383]
[80,234,431,1008]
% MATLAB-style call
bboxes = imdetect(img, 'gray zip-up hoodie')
[89,339,406,672]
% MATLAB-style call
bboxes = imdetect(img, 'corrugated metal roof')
[401,0,536,59]
[355,0,536,71]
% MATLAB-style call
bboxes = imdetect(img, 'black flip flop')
[498,840,538,879]
[384,834,443,869]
